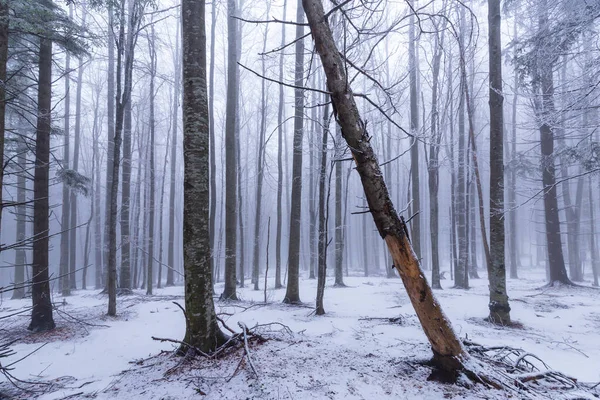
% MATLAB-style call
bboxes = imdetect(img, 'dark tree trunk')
[0,0,7,233]
[487,0,511,324]
[180,0,228,354]
[29,35,56,333]
[222,0,239,300]
[283,0,305,304]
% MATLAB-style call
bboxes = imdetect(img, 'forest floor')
[1,268,600,399]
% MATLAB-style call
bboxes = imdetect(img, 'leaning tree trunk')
[29,34,56,333]
[302,0,467,372]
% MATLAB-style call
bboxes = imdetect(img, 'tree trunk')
[252,4,271,290]
[180,0,228,354]
[222,0,239,300]
[147,23,157,296]
[334,122,345,286]
[508,16,519,279]
[11,134,27,300]
[316,102,330,315]
[537,0,571,286]
[283,0,305,304]
[275,0,288,290]
[0,0,7,236]
[94,88,103,290]
[408,2,421,262]
[60,35,72,296]
[29,34,56,332]
[104,1,116,289]
[428,24,443,290]
[487,0,511,324]
[167,13,181,287]
[302,0,467,372]
[68,3,85,291]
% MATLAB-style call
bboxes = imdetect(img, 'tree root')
[442,340,596,398]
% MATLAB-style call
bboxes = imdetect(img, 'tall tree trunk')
[334,122,345,286]
[94,89,103,290]
[283,0,305,304]
[275,0,288,290]
[487,0,511,324]
[308,81,317,280]
[167,14,181,287]
[104,1,116,288]
[119,1,135,293]
[11,135,27,300]
[408,2,421,262]
[428,24,443,290]
[536,0,571,286]
[29,34,55,332]
[147,24,157,296]
[180,0,228,354]
[252,3,271,290]
[0,0,7,235]
[455,8,468,289]
[303,0,467,372]
[207,0,217,287]
[589,176,599,286]
[508,16,519,279]
[222,0,239,300]
[316,102,330,315]
[68,4,86,291]
[60,32,72,296]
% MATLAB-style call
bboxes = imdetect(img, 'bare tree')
[29,29,55,332]
[222,0,239,300]
[283,0,306,304]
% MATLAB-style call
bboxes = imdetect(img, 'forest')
[1,0,600,398]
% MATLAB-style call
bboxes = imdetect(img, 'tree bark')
[275,0,288,290]
[408,2,421,262]
[147,23,157,296]
[180,0,228,353]
[302,0,467,372]
[487,0,511,324]
[222,0,239,300]
[167,13,181,287]
[11,130,27,300]
[536,0,571,286]
[283,0,305,304]
[29,34,56,332]
[315,102,330,315]
[0,0,7,237]
[60,33,72,296]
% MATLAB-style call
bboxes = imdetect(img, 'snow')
[2,268,600,399]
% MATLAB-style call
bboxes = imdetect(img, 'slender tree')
[29,31,55,332]
[283,0,305,304]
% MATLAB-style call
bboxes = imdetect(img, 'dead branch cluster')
[464,340,598,398]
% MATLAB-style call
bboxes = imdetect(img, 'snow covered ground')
[1,268,600,399]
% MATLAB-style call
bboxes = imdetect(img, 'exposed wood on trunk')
[302,0,467,372]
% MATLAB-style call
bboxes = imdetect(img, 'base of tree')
[282,297,302,305]
[425,340,598,397]
[27,319,55,333]
[332,282,347,288]
[116,288,134,296]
